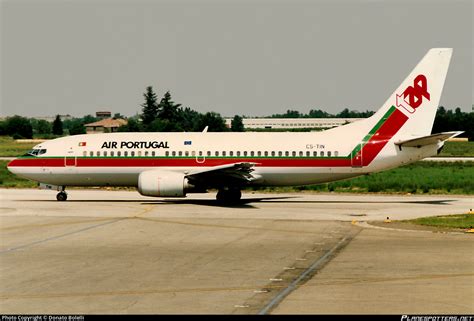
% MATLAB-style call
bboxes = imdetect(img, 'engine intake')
[138,170,192,197]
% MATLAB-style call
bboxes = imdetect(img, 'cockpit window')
[24,149,47,157]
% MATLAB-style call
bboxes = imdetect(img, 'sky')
[1,0,472,118]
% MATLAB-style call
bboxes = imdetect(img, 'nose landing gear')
[56,187,67,201]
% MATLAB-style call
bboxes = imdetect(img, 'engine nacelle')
[138,170,191,197]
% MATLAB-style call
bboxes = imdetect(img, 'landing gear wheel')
[56,191,68,201]
[216,188,242,204]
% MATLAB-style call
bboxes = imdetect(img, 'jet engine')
[138,170,193,197]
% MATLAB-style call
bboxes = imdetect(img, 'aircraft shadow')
[26,196,454,207]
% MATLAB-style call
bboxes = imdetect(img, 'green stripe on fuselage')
[349,105,396,157]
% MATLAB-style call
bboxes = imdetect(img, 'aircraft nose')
[7,158,19,174]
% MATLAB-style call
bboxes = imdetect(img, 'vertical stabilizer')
[371,48,453,138]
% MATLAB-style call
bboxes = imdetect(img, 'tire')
[56,192,67,201]
[216,189,241,204]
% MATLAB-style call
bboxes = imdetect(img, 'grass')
[0,160,38,188]
[402,214,474,230]
[0,136,37,157]
[438,141,474,157]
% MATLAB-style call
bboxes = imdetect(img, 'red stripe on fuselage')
[361,108,408,166]
[7,108,409,169]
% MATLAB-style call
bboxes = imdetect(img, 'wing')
[394,131,463,147]
[186,162,259,188]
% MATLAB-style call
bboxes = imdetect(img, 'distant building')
[33,114,73,122]
[224,118,364,130]
[84,118,127,134]
[96,111,112,119]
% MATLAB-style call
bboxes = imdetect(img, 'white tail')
[372,48,453,138]
[328,48,453,143]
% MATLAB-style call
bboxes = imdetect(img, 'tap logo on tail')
[396,74,430,113]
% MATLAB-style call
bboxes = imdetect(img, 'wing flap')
[394,131,463,147]
[186,162,259,187]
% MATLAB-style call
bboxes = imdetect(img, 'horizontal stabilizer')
[394,131,464,147]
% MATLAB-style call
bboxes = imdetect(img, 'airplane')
[7,48,462,203]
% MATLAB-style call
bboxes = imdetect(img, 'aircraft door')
[195,151,205,164]
[64,149,77,167]
[351,143,363,167]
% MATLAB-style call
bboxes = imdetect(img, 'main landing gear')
[56,187,67,201]
[216,188,242,204]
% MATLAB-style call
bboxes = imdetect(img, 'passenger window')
[278,151,283,157]
[138,151,142,157]
[192,151,196,157]
[292,151,296,157]
[250,151,254,157]
[299,151,303,157]
[313,151,317,157]
[257,151,261,157]
[172,151,176,156]
[320,151,325,157]
[90,151,94,157]
[335,151,339,157]
[178,151,183,156]
[271,151,275,157]
[328,151,332,157]
[97,151,101,157]
[185,151,189,157]
[111,151,115,157]
[151,151,155,157]
[199,151,203,156]
[124,151,128,157]
[131,151,135,157]
[222,151,226,157]
[207,151,211,157]
[83,151,87,157]
[229,151,234,157]
[306,151,310,157]
[215,151,219,157]
[243,151,248,157]
[104,151,108,157]
[236,151,241,157]
[285,151,289,157]
[264,151,268,157]
[117,151,121,157]
[165,151,170,157]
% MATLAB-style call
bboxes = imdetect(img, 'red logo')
[396,74,430,113]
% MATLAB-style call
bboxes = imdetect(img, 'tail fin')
[371,48,453,138]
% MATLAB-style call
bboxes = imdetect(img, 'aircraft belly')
[254,168,364,186]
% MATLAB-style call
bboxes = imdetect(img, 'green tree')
[69,121,86,135]
[36,119,52,135]
[4,115,33,138]
[52,115,63,135]
[140,86,159,126]
[157,91,182,131]
[118,117,142,132]
[196,112,228,132]
[231,115,244,132]
[178,107,201,132]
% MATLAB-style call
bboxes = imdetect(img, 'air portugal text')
[101,141,170,149]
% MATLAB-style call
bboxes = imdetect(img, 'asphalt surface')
[0,189,472,314]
